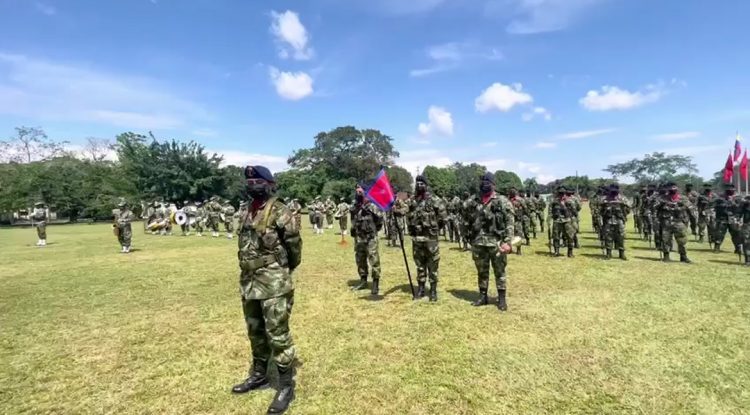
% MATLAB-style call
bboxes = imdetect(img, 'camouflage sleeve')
[623,197,632,217]
[371,204,384,231]
[275,202,302,272]
[500,197,515,244]
[436,198,447,228]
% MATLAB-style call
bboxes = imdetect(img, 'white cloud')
[418,106,454,137]
[534,141,557,149]
[580,85,664,111]
[652,131,700,141]
[517,161,542,174]
[0,53,208,130]
[658,145,724,156]
[215,150,288,171]
[536,174,557,184]
[269,67,314,101]
[34,2,56,15]
[411,41,502,78]
[555,128,615,140]
[65,143,118,162]
[270,10,314,60]
[522,106,552,122]
[475,82,533,113]
[487,0,605,35]
[476,158,508,172]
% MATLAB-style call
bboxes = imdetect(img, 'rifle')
[392,211,415,299]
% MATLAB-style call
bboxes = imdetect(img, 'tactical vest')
[351,203,379,240]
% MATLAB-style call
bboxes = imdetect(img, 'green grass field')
[1,206,749,414]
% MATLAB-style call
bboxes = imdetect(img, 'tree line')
[0,125,714,223]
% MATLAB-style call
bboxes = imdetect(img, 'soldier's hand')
[499,243,511,254]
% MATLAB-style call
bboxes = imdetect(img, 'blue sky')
[1,0,749,182]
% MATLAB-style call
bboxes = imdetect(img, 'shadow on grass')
[534,250,556,257]
[346,279,365,289]
[128,248,142,253]
[449,289,481,303]
[580,253,606,260]
[579,236,600,241]
[383,284,413,296]
[449,247,470,252]
[630,246,660,251]
[359,293,384,302]
[633,255,663,262]
[708,259,746,266]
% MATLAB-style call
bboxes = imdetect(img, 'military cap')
[556,185,567,192]
[195,201,203,207]
[609,184,620,191]
[34,201,45,207]
[415,174,428,185]
[117,198,128,207]
[244,165,275,182]
[702,183,713,188]
[481,172,495,184]
[722,183,735,190]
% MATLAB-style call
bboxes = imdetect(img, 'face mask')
[246,181,268,198]
[509,191,517,198]
[416,183,426,194]
[480,182,492,194]
[356,194,364,203]
[726,191,735,197]
[668,189,677,196]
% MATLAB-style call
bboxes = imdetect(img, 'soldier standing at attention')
[535,191,546,232]
[115,199,135,253]
[32,202,48,247]
[632,186,643,235]
[467,173,514,311]
[324,197,336,230]
[526,191,538,239]
[697,184,715,244]
[508,187,526,255]
[180,200,191,236]
[231,166,301,415]
[392,196,409,243]
[407,175,445,302]
[550,186,577,258]
[460,191,474,251]
[335,198,350,235]
[566,189,582,248]
[657,182,693,263]
[194,201,206,237]
[685,183,700,237]
[590,187,603,235]
[206,196,223,237]
[738,193,750,266]
[649,185,665,250]
[600,184,631,260]
[712,183,743,253]
[350,185,383,295]
[287,199,302,231]
[223,200,236,239]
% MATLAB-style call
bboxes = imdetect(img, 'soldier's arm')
[436,199,447,229]
[276,204,302,272]
[501,199,515,243]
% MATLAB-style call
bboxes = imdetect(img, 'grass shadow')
[383,284,413,296]
[580,236,600,241]
[346,279,365,289]
[449,289,482,304]
[708,259,745,266]
[359,293,384,302]
[633,255,663,262]
[580,253,606,260]
[129,248,142,253]
[630,246,659,251]
[534,250,556,257]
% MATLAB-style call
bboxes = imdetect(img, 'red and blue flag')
[365,168,396,211]
[733,133,742,162]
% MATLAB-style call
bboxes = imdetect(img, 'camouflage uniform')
[287,199,302,231]
[324,197,336,229]
[535,193,546,232]
[685,185,700,236]
[407,188,445,300]
[600,187,631,259]
[526,192,538,238]
[738,195,750,265]
[350,198,384,294]
[194,202,206,236]
[336,200,350,234]
[697,186,716,244]
[467,188,515,310]
[445,196,461,243]
[568,191,582,248]
[632,189,642,235]
[311,197,325,234]
[115,202,135,252]
[387,198,408,246]
[590,188,603,234]
[32,203,48,246]
[712,191,743,253]
[223,201,236,238]
[647,188,664,249]
[550,189,577,257]
[206,196,223,237]
[657,187,693,262]
[460,192,474,250]
[509,193,527,254]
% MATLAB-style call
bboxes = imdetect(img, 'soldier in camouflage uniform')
[649,184,667,250]
[193,201,206,236]
[324,196,336,229]
[115,199,135,253]
[738,194,750,266]
[641,184,656,244]
[535,191,546,232]
[685,183,699,237]
[223,200,236,239]
[525,190,537,239]
[566,189,582,248]
[231,166,301,415]
[31,202,48,247]
[712,183,743,253]
[656,182,693,263]
[508,187,527,255]
[183,200,198,236]
[697,184,716,244]
[203,196,221,237]
[590,187,603,235]
[600,184,631,260]
[460,191,473,250]
[550,186,577,258]
[632,186,643,236]
[446,195,461,243]
[287,199,302,231]
[350,185,384,295]
[388,197,408,246]
[467,172,514,311]
[336,198,350,235]
[407,175,446,301]
[311,197,325,235]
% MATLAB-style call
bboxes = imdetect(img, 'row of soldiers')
[301,196,351,235]
[141,196,238,239]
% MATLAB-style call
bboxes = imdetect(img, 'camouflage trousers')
[634,213,642,233]
[471,245,507,291]
[224,219,234,233]
[688,209,698,235]
[522,215,532,239]
[592,212,602,232]
[208,216,220,232]
[355,238,381,280]
[180,224,189,235]
[537,212,545,231]
[242,291,296,369]
[326,213,334,227]
[552,220,576,248]
[36,223,47,239]
[641,213,653,237]
[652,216,662,248]
[743,223,750,257]
[603,221,625,250]
[413,239,440,285]
[338,216,348,233]
[193,219,204,234]
[514,219,525,243]
[713,219,743,248]
[697,214,711,241]
[528,214,537,233]
[660,220,687,253]
[387,217,399,245]
[294,214,301,231]
[117,224,132,247]
[313,213,324,229]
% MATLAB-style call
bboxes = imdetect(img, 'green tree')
[422,165,457,197]
[523,177,539,192]
[494,170,523,194]
[604,152,698,182]
[453,163,487,196]
[386,165,413,193]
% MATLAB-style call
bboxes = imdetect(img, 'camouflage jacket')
[525,197,537,216]
[392,198,409,218]
[739,196,750,224]
[287,200,302,215]
[32,207,47,223]
[590,195,602,215]
[350,200,383,243]
[550,197,576,223]
[657,194,692,225]
[697,193,716,219]
[184,205,198,217]
[536,197,547,213]
[601,195,631,225]
[324,200,336,213]
[646,193,662,217]
[467,192,515,247]
[712,196,739,222]
[237,197,302,300]
[117,209,135,228]
[509,196,526,222]
[223,204,236,219]
[407,194,446,242]
[207,201,223,218]
[686,190,699,212]
[336,202,350,218]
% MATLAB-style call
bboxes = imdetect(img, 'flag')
[733,132,742,162]
[365,168,396,211]
[740,150,749,181]
[723,152,735,183]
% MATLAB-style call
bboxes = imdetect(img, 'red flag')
[723,152,735,183]
[733,134,742,162]
[740,150,749,181]
[365,168,396,211]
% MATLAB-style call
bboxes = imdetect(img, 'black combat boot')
[713,243,721,253]
[554,246,561,257]
[267,365,295,414]
[415,282,425,299]
[605,249,612,260]
[351,277,368,291]
[698,234,704,243]
[525,237,531,246]
[679,248,691,264]
[567,247,574,258]
[574,235,580,249]
[472,289,488,306]
[662,251,670,262]
[745,252,750,267]
[516,246,522,256]
[497,289,507,311]
[429,283,437,302]
[734,245,741,255]
[232,359,269,394]
[619,249,627,261]
[371,279,380,296]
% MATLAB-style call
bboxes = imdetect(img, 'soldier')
[649,184,667,250]
[311,197,325,235]
[508,187,527,255]
[287,199,302,231]
[231,166,301,415]
[697,184,716,244]
[115,199,135,253]
[712,183,743,253]
[550,186,577,257]
[179,200,191,236]
[600,184,631,260]
[632,186,643,236]
[467,172,514,311]
[526,191,538,239]
[185,200,199,236]
[194,201,206,237]
[445,195,460,243]
[566,189,582,248]
[324,196,336,229]
[535,191,546,232]
[738,194,750,266]
[656,182,693,263]
[223,200,236,239]
[206,196,223,237]
[350,185,384,295]
[590,187,603,235]
[32,202,48,247]
[685,183,699,237]
[406,175,445,301]
[460,191,473,250]
[144,201,158,234]
[336,198,350,235]
[392,196,409,244]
